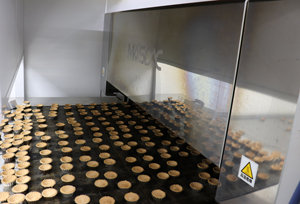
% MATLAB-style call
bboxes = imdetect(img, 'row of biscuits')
[0,102,44,203]
[81,102,218,202]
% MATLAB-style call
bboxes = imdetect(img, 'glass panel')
[216,0,300,202]
[106,2,245,165]
[216,87,297,202]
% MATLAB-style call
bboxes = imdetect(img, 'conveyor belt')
[0,103,219,203]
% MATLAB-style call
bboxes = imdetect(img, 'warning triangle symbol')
[241,162,253,179]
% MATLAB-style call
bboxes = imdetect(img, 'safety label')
[238,155,258,187]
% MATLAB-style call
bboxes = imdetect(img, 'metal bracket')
[113,92,125,103]
[8,100,17,110]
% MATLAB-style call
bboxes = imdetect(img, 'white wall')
[0,0,24,116]
[10,58,25,99]
[106,0,215,13]
[24,0,106,98]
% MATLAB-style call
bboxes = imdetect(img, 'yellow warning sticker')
[238,155,258,187]
[241,162,253,179]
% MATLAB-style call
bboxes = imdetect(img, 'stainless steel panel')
[216,0,300,202]
[107,10,161,102]
[106,0,216,13]
[106,2,245,165]
[155,4,243,83]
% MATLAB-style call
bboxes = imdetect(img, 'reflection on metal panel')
[155,63,233,112]
[107,10,161,101]
[156,4,244,83]
[216,0,300,202]
[107,2,245,166]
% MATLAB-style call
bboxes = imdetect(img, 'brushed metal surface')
[106,2,245,166]
[107,10,161,102]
